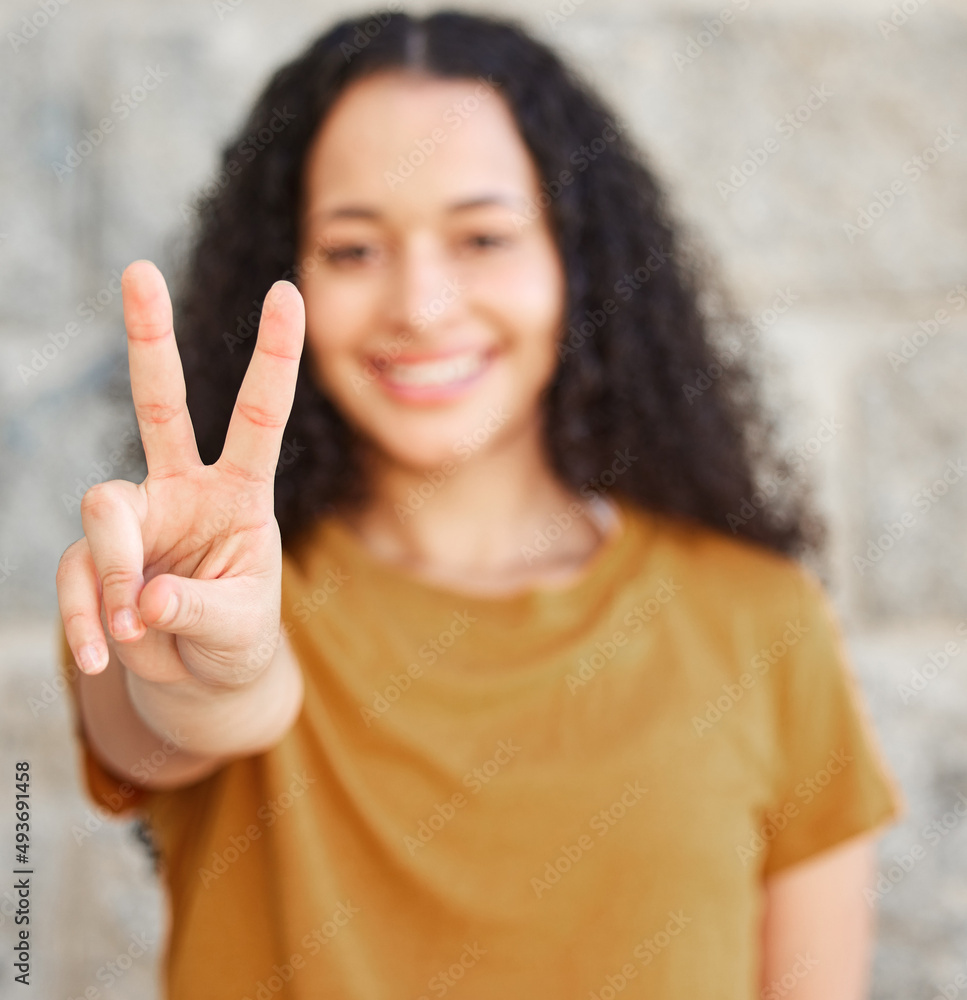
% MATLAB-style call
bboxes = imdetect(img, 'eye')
[316,243,374,265]
[463,233,511,251]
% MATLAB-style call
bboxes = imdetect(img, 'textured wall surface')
[1,0,965,996]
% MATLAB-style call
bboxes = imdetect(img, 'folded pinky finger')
[56,538,109,674]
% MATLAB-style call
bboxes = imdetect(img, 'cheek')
[486,253,565,367]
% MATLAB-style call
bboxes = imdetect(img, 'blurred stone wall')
[0,0,965,996]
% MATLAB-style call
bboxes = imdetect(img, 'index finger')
[121,260,203,476]
[217,280,305,482]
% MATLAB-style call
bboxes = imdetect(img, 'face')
[294,70,567,476]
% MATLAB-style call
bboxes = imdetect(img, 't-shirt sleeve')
[57,621,154,818]
[760,567,906,877]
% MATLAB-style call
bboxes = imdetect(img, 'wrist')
[124,629,304,757]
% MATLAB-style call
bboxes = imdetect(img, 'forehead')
[300,71,540,220]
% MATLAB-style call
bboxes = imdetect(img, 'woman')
[56,10,904,998]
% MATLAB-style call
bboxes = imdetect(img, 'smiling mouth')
[380,351,489,388]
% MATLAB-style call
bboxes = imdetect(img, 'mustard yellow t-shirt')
[59,493,905,999]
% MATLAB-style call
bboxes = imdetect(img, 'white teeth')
[383,352,486,387]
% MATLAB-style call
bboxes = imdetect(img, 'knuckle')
[55,544,80,584]
[217,455,268,485]
[58,537,86,562]
[98,566,142,592]
[235,399,285,431]
[60,608,89,632]
[129,315,172,342]
[179,588,205,631]
[134,399,184,426]
[79,481,121,517]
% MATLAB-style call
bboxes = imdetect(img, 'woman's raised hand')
[56,259,306,688]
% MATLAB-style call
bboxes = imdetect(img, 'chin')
[365,426,480,479]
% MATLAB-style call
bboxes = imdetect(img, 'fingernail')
[112,608,140,639]
[79,644,105,673]
[268,281,291,304]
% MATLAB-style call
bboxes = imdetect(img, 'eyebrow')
[309,193,530,224]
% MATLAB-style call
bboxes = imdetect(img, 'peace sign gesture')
[56,259,305,689]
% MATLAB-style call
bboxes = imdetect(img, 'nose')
[385,235,464,339]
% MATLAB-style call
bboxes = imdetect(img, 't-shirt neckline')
[319,492,636,608]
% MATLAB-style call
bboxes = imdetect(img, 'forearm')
[75,629,304,791]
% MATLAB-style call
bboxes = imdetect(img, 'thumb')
[139,572,269,649]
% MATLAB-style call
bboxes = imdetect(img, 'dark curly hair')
[140,8,823,560]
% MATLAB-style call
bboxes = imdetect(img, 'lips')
[370,347,495,402]
[381,351,487,387]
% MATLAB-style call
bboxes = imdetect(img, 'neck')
[335,420,612,589]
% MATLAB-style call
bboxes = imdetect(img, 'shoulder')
[621,499,824,626]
